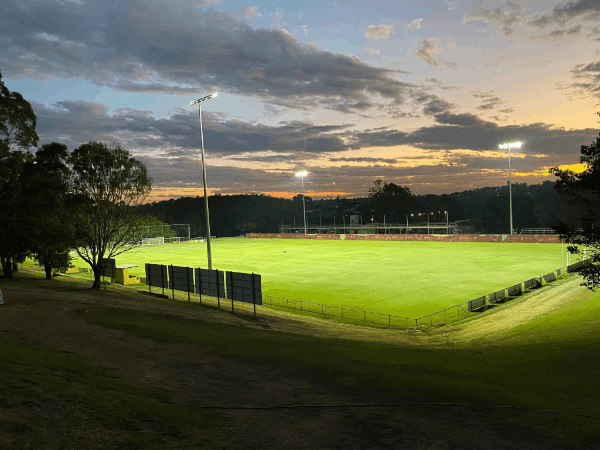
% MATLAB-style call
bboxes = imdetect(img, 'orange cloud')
[513,163,587,177]
[261,191,355,199]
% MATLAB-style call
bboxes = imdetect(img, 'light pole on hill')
[499,141,522,235]
[188,92,218,269]
[295,170,308,234]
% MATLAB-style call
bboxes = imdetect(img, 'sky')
[1,0,599,202]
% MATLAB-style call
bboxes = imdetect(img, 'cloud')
[530,0,600,28]
[414,37,458,69]
[363,24,395,40]
[33,100,356,157]
[415,37,442,65]
[588,25,600,41]
[301,25,308,37]
[471,90,505,110]
[236,5,262,19]
[364,47,380,55]
[540,24,582,40]
[405,18,423,34]
[0,0,415,113]
[447,42,456,49]
[464,0,529,39]
[269,7,285,28]
[562,59,600,103]
[445,0,459,10]
[329,157,398,164]
[31,99,598,195]
[467,0,597,41]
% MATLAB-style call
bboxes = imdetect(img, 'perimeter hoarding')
[226,272,262,306]
[101,258,116,279]
[194,268,225,300]
[169,265,194,300]
[145,263,168,295]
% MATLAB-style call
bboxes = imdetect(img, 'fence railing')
[262,295,415,328]
[85,253,593,331]
[261,258,593,330]
[520,228,556,235]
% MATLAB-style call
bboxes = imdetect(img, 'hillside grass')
[1,267,599,448]
[102,239,568,318]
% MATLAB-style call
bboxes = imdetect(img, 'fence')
[246,233,561,243]
[261,258,592,330]
[262,295,414,328]
[134,257,592,331]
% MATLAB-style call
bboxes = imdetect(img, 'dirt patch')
[0,270,595,449]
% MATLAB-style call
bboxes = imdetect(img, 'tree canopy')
[550,112,600,290]
[0,71,39,150]
[367,179,416,221]
[25,142,74,279]
[64,142,153,289]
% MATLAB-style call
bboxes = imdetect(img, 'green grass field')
[103,238,568,318]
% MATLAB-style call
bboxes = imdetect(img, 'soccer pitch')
[114,239,565,318]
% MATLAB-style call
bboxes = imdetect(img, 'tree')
[0,143,33,278]
[25,143,74,279]
[64,142,153,289]
[368,179,416,221]
[550,112,600,291]
[0,71,39,150]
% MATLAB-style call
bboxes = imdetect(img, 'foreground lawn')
[1,267,599,448]
[106,239,566,317]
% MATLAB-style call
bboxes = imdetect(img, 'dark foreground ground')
[1,267,599,449]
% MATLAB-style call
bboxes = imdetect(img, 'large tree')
[0,71,39,150]
[550,113,600,291]
[64,142,153,289]
[0,142,33,277]
[25,143,74,279]
[368,179,416,222]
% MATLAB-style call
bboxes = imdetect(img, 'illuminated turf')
[110,238,566,318]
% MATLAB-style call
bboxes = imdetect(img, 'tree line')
[1,72,156,288]
[140,179,577,236]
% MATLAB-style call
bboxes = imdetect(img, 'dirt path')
[0,272,593,449]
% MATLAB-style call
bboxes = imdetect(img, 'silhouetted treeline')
[139,180,581,236]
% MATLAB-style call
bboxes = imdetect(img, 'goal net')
[142,237,164,247]
[164,237,185,245]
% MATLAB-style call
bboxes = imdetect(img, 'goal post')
[142,237,164,247]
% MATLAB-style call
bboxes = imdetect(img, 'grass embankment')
[107,239,566,317]
[1,266,600,448]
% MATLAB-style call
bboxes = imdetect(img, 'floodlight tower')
[188,92,218,269]
[499,141,522,235]
[295,170,308,234]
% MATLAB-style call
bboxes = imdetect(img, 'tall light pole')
[188,92,218,269]
[499,141,522,235]
[295,170,308,234]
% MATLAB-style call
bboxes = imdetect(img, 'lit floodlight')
[498,140,523,235]
[187,92,219,269]
[499,141,522,151]
[294,171,308,234]
[187,92,219,107]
